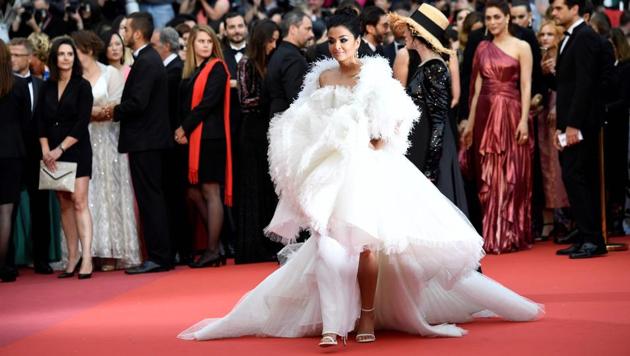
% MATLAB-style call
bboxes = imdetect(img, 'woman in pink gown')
[461,0,533,254]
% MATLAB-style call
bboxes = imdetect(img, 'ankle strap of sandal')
[361,307,375,312]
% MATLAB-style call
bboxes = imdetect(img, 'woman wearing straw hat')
[179,7,542,348]
[460,0,534,254]
[390,3,469,215]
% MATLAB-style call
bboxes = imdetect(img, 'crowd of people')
[0,0,629,283]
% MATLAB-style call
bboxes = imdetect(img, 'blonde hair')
[537,19,564,50]
[182,25,224,79]
[27,32,51,62]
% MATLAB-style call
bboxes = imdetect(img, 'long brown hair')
[0,39,14,97]
[246,20,280,78]
[611,28,630,62]
[182,25,224,79]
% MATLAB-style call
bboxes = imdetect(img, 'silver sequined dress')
[88,64,141,268]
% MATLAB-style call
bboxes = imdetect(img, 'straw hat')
[389,3,454,56]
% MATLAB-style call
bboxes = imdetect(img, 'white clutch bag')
[39,161,77,193]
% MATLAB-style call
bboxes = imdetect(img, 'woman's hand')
[460,121,474,149]
[43,147,62,172]
[515,120,529,145]
[175,127,188,145]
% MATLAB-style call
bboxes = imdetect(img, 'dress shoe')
[0,266,18,282]
[125,260,170,275]
[569,243,608,259]
[34,262,53,275]
[188,252,225,268]
[556,243,582,255]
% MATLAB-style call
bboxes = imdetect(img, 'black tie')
[24,75,32,83]
[564,31,570,37]
[234,48,245,54]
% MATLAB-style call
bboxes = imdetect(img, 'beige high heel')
[355,307,376,343]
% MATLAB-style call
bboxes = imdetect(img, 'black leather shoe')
[556,243,582,255]
[569,243,608,259]
[125,261,170,275]
[34,262,53,275]
[0,266,17,282]
[58,257,82,278]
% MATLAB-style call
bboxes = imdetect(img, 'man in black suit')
[358,6,389,58]
[544,0,607,258]
[266,10,314,118]
[150,26,192,265]
[9,37,52,274]
[113,12,173,273]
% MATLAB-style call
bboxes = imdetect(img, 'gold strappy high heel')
[355,307,376,343]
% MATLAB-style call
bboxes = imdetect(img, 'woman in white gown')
[73,31,141,270]
[179,7,543,346]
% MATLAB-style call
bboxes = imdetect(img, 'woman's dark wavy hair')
[48,36,83,82]
[246,19,280,78]
[326,7,361,38]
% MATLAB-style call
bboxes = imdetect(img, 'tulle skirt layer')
[178,149,543,341]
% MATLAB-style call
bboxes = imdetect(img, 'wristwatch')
[59,144,66,153]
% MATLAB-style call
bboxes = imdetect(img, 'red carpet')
[1,237,630,356]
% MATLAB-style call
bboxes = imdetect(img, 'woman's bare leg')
[72,177,93,274]
[58,192,81,272]
[356,250,378,338]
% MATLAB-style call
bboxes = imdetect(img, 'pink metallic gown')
[470,41,532,254]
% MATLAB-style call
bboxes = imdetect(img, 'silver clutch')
[39,161,77,193]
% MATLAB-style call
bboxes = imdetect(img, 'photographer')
[12,0,82,39]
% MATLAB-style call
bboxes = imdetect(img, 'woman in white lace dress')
[73,31,141,270]
[179,7,542,347]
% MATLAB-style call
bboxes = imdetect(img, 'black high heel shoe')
[188,252,223,268]
[78,258,94,280]
[58,257,82,279]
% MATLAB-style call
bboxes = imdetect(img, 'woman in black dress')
[37,37,94,279]
[0,40,30,282]
[234,20,281,264]
[175,25,231,268]
[390,11,469,215]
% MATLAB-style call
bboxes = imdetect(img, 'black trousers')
[129,150,171,266]
[163,145,192,263]
[559,130,605,247]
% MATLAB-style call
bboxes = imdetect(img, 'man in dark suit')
[265,10,314,118]
[151,26,192,265]
[545,0,607,258]
[358,6,389,58]
[113,12,173,273]
[9,37,52,274]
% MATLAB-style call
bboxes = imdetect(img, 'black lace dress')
[234,57,282,263]
[406,57,469,215]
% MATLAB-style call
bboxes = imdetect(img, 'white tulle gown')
[178,57,543,341]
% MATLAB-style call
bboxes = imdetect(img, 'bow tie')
[563,31,570,37]
[233,48,245,54]
[24,75,32,83]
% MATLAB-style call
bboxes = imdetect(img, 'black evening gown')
[234,57,282,263]
[406,57,469,216]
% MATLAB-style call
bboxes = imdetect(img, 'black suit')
[358,39,385,58]
[19,75,53,267]
[553,22,606,248]
[265,41,308,118]
[163,55,191,264]
[114,45,172,267]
